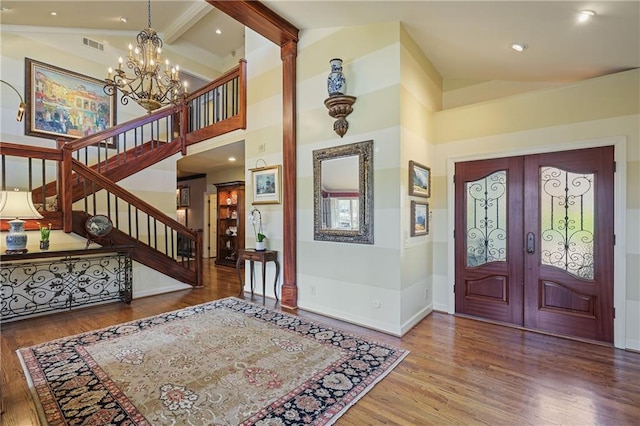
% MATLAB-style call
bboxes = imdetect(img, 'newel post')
[180,101,188,156]
[60,141,73,233]
[195,229,204,288]
[238,59,247,130]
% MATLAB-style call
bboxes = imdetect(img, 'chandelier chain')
[147,0,152,29]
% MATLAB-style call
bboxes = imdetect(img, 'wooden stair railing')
[186,59,247,146]
[71,160,203,287]
[59,60,246,180]
[1,60,247,288]
[0,145,201,287]
[36,138,184,202]
[30,60,247,205]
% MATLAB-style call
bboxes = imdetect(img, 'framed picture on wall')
[409,160,431,198]
[411,200,429,236]
[25,58,116,145]
[179,186,191,207]
[250,164,281,205]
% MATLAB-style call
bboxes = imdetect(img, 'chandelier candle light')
[104,0,188,113]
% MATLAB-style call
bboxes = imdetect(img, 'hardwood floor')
[2,259,639,425]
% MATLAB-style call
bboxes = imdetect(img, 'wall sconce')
[0,189,44,253]
[324,59,356,138]
[0,79,26,122]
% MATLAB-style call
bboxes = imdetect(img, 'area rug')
[17,297,408,425]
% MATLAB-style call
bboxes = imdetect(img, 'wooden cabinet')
[214,181,245,267]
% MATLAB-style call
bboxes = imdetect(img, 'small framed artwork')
[250,164,281,205]
[179,186,190,207]
[25,58,116,145]
[409,160,431,198]
[411,201,429,236]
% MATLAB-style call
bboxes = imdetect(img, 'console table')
[236,249,280,304]
[1,246,133,323]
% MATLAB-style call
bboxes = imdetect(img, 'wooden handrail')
[71,159,202,287]
[63,106,178,152]
[71,159,195,239]
[0,142,62,161]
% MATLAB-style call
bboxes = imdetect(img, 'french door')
[455,147,614,343]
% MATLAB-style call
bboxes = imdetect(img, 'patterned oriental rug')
[18,297,409,425]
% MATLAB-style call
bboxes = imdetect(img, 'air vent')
[82,36,104,52]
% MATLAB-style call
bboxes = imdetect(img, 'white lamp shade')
[0,190,44,219]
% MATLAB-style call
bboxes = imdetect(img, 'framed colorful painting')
[25,58,116,143]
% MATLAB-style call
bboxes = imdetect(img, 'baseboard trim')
[133,283,192,299]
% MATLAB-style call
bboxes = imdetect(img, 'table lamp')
[0,190,44,253]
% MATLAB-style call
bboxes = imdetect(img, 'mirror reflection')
[313,140,374,244]
[321,156,359,230]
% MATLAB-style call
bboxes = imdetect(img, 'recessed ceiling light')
[578,10,596,23]
[228,156,236,162]
[120,17,128,23]
[50,11,57,16]
[215,29,222,35]
[510,43,528,52]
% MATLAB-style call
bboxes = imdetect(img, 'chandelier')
[104,0,188,113]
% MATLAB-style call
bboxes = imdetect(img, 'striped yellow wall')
[398,25,442,331]
[294,23,408,335]
[433,69,640,349]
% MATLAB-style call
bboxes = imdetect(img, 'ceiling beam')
[206,0,298,46]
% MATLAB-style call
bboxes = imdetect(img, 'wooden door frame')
[444,136,627,348]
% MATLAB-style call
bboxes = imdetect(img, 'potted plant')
[249,207,267,251]
[37,222,51,250]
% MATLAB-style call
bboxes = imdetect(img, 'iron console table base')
[1,246,133,323]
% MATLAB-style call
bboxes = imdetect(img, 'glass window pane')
[540,167,594,279]
[465,171,507,267]
[329,198,359,230]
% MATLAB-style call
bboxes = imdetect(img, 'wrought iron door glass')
[466,170,507,267]
[540,167,594,279]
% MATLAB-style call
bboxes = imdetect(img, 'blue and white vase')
[327,58,346,96]
[6,219,27,251]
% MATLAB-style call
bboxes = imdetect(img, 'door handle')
[526,232,535,254]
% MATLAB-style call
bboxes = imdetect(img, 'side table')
[236,249,280,303]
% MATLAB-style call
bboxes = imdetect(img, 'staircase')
[0,61,247,287]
